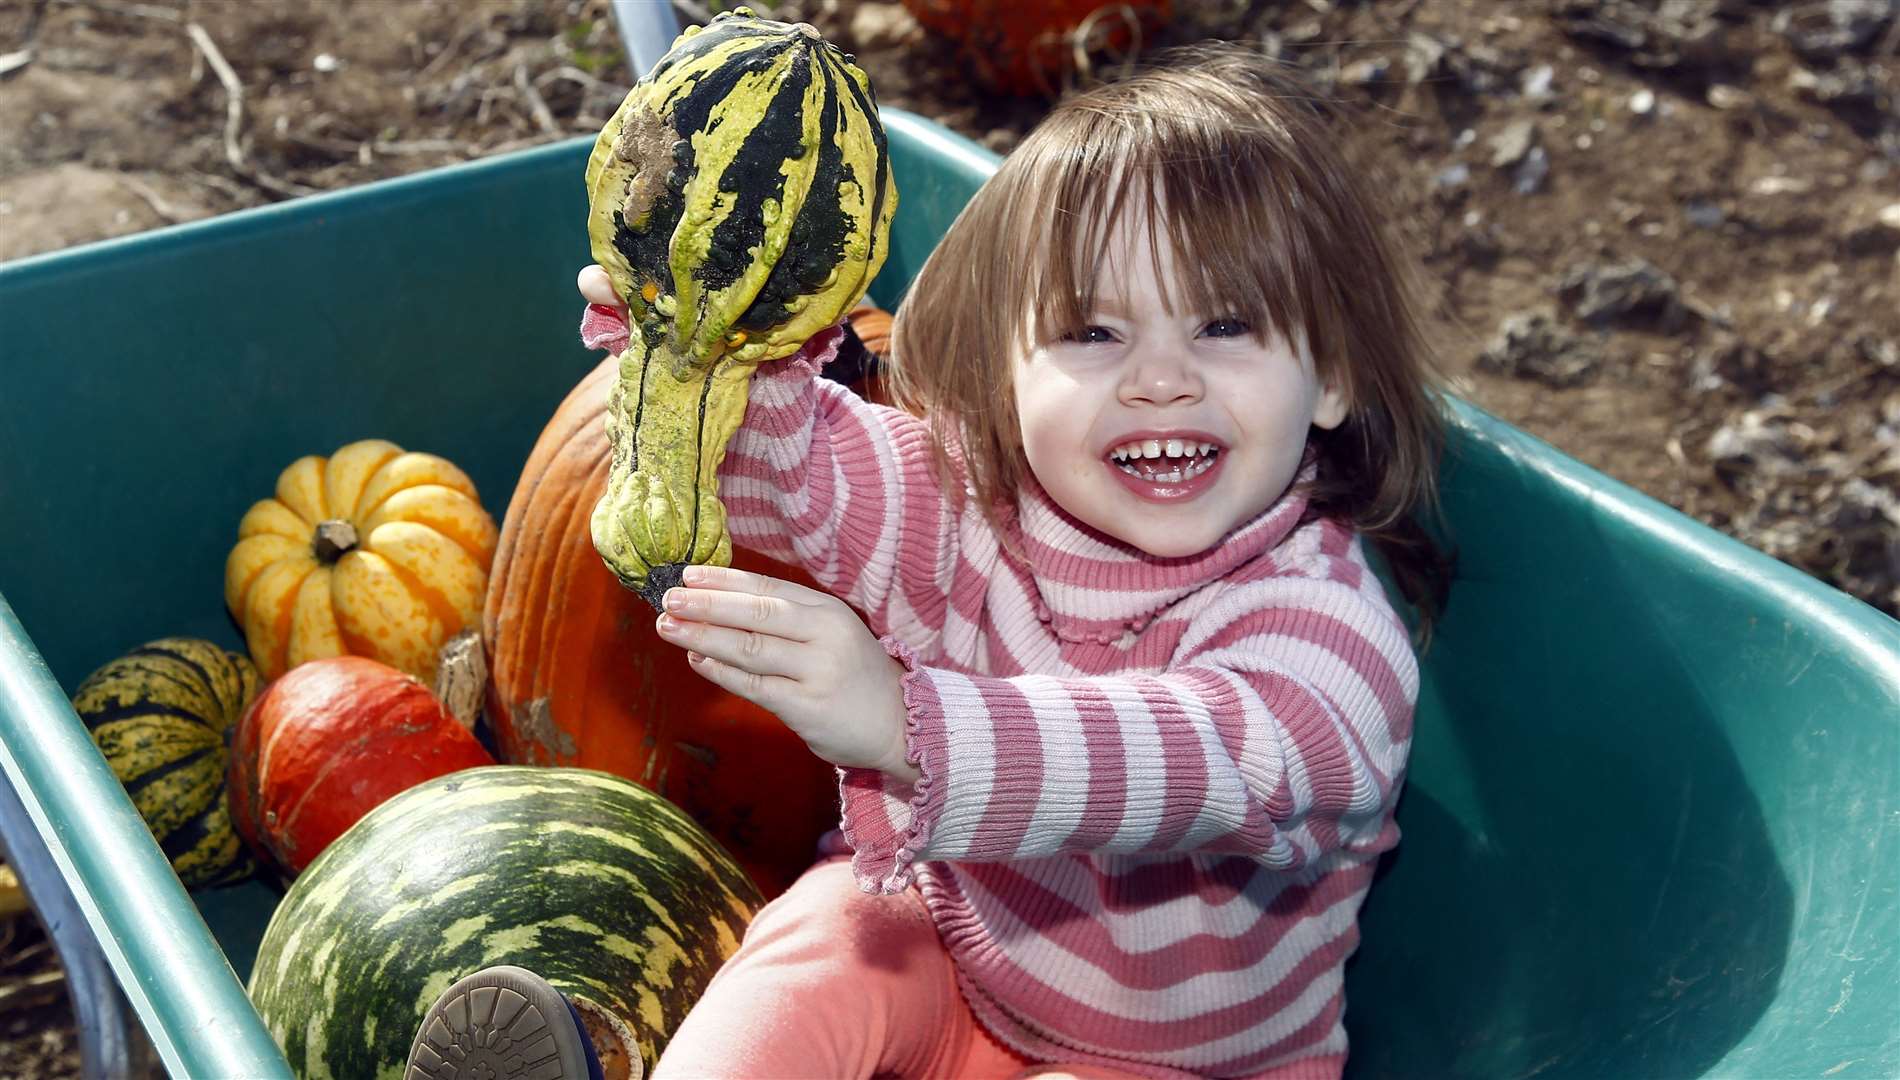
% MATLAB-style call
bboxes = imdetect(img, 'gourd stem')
[312,520,358,564]
[636,563,687,613]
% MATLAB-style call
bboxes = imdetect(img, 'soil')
[0,0,1895,1073]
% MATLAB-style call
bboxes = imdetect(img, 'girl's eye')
[1201,317,1252,339]
[1060,325,1117,345]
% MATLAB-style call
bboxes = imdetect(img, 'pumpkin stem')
[312,520,359,564]
[433,631,486,733]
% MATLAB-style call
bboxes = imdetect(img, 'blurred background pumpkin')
[900,0,1172,95]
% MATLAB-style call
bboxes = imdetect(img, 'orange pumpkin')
[224,440,499,683]
[484,357,851,899]
[901,0,1172,96]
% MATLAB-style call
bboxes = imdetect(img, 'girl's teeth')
[1114,453,1217,484]
[1109,440,1224,460]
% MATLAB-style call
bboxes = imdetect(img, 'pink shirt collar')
[1009,463,1315,644]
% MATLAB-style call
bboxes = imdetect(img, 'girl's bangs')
[1015,111,1309,352]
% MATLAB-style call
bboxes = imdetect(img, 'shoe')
[406,965,606,1080]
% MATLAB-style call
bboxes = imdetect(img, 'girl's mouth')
[1104,438,1224,502]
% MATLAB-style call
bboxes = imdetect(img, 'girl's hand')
[655,565,920,784]
[577,264,619,308]
[578,264,633,354]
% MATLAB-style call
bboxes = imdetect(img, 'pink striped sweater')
[588,315,1417,1078]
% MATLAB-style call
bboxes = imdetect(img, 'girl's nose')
[1118,348,1203,406]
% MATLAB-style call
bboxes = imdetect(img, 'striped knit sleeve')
[837,565,1418,894]
[715,327,962,630]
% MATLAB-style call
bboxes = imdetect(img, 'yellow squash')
[223,439,499,682]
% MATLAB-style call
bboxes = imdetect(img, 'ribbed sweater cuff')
[837,635,947,894]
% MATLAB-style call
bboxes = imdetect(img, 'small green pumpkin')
[248,766,764,1078]
[73,637,259,888]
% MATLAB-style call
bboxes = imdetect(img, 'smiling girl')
[414,41,1451,1080]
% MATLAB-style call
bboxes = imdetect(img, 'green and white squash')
[247,765,763,1080]
[72,637,259,888]
[586,7,896,606]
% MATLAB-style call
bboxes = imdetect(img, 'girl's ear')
[1313,380,1349,431]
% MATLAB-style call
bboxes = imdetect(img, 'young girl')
[412,41,1449,1080]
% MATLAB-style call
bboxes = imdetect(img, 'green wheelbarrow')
[0,109,1895,1079]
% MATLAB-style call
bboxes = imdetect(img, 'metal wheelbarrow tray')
[1,110,1895,1079]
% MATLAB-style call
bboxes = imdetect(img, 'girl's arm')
[838,566,1418,894]
[582,304,961,630]
[720,333,962,629]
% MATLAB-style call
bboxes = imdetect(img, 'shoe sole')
[406,965,594,1080]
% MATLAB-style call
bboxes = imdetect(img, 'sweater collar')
[1011,463,1314,644]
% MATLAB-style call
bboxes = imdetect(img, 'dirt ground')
[1,0,1896,1072]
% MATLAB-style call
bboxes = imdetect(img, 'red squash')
[228,656,495,876]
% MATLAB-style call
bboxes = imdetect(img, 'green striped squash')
[586,6,896,605]
[72,637,260,888]
[248,765,764,1080]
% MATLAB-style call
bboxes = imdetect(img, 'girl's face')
[1010,208,1347,559]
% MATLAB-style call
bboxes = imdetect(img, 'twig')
[0,969,66,1013]
[515,62,560,136]
[367,138,470,155]
[285,130,468,158]
[19,0,50,50]
[417,19,484,81]
[1878,13,1900,60]
[187,169,250,202]
[1060,3,1146,95]
[672,0,714,27]
[115,173,191,223]
[184,22,246,175]
[0,49,32,78]
[536,65,616,93]
[56,0,181,21]
[185,21,319,198]
[1,937,50,970]
[539,66,624,131]
[479,134,567,156]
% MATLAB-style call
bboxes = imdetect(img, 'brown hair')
[885,42,1454,640]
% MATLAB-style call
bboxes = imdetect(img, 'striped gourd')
[248,765,763,1080]
[586,6,896,606]
[72,637,259,888]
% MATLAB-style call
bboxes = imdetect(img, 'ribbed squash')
[484,352,844,899]
[248,766,762,1079]
[224,439,499,683]
[72,638,259,888]
[586,7,895,606]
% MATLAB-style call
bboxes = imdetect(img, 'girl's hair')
[886,42,1454,640]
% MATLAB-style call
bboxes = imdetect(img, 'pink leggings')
[652,858,1146,1079]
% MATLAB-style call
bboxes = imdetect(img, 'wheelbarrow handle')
[0,591,291,1079]
[610,0,685,80]
[0,767,156,1079]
